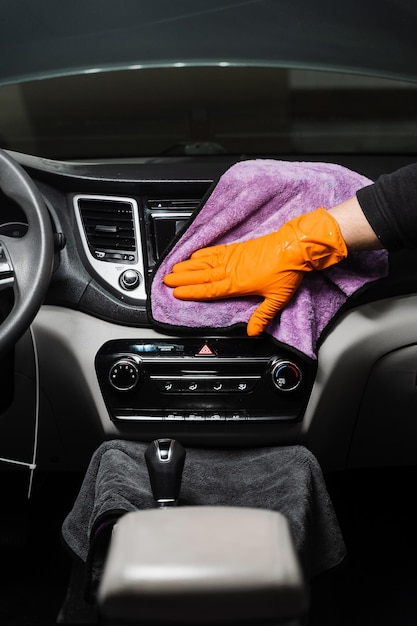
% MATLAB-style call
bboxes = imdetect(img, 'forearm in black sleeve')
[356,163,417,251]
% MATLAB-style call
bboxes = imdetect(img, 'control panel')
[95,336,315,427]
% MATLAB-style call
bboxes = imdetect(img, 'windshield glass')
[1,66,417,159]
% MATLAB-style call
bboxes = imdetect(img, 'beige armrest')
[98,506,307,624]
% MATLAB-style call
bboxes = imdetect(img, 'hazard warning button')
[195,343,216,356]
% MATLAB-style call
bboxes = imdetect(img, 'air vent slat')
[77,197,137,253]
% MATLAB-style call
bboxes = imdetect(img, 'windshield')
[1,66,417,159]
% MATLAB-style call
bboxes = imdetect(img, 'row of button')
[168,411,246,421]
[115,410,246,421]
[151,377,259,394]
[94,250,136,262]
[114,410,288,422]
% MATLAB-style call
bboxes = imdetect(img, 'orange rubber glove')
[163,207,348,336]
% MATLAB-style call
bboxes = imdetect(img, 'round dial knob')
[269,359,302,392]
[109,358,141,391]
[119,269,142,291]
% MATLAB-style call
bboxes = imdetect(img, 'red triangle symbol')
[197,343,215,356]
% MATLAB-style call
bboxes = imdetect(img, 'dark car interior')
[2,2,417,625]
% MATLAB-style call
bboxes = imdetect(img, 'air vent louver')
[77,197,136,253]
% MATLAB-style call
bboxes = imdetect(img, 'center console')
[95,335,315,444]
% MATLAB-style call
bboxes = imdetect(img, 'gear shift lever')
[145,439,186,507]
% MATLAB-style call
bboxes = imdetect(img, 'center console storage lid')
[98,506,307,624]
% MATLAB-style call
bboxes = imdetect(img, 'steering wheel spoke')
[0,274,14,291]
[0,242,14,290]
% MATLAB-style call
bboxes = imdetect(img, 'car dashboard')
[1,151,417,478]
[2,4,417,623]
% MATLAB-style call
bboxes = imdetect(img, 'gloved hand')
[163,207,348,336]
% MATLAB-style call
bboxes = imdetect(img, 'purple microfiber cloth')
[150,159,388,359]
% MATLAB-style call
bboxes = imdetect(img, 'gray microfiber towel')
[61,440,346,597]
[150,159,388,359]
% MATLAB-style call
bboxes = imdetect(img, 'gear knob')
[144,439,186,507]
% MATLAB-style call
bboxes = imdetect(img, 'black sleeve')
[356,162,417,251]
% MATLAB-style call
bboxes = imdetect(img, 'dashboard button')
[206,379,227,392]
[153,379,182,393]
[229,378,258,393]
[184,411,205,421]
[119,269,142,290]
[206,411,226,421]
[226,411,247,421]
[182,379,205,393]
[165,411,185,421]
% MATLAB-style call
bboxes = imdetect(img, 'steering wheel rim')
[0,149,54,354]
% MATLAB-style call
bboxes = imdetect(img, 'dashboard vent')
[145,198,201,265]
[77,197,136,254]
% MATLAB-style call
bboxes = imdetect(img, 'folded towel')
[61,440,346,598]
[149,159,388,359]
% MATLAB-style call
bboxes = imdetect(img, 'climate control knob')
[269,359,302,392]
[109,358,141,391]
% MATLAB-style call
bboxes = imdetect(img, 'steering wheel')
[0,149,54,354]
